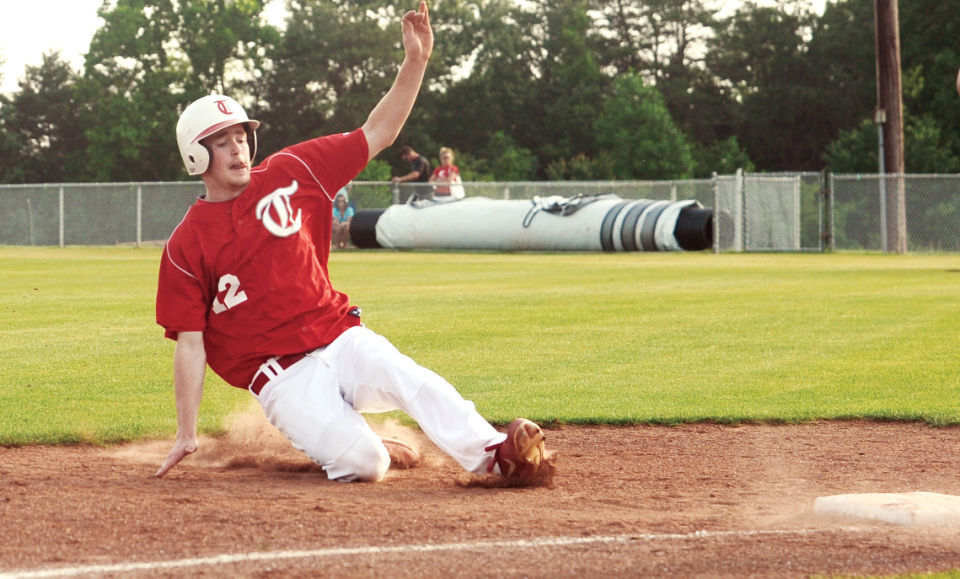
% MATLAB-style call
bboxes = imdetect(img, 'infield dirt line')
[1,527,866,578]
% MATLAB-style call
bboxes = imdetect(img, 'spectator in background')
[332,187,354,249]
[429,147,463,199]
[391,145,432,200]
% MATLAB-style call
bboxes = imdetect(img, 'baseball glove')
[485,418,555,485]
[382,438,421,469]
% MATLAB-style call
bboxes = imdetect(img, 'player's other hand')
[401,1,433,63]
[155,436,198,477]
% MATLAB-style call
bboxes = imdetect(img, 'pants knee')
[326,436,390,482]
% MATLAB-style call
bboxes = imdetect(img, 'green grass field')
[1,247,958,446]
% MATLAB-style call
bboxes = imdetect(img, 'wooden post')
[873,0,907,253]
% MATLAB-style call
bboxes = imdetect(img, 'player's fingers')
[154,452,183,478]
[401,11,415,36]
[154,441,196,477]
[419,1,429,25]
[402,2,428,28]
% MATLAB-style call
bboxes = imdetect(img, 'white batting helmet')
[176,94,260,175]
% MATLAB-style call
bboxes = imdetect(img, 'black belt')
[249,352,309,396]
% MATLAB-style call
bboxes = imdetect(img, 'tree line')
[1,0,959,185]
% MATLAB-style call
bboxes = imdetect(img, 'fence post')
[819,170,829,252]
[136,185,143,248]
[58,185,64,248]
[736,168,744,252]
[27,198,34,246]
[879,174,888,252]
[828,172,836,252]
[711,172,719,254]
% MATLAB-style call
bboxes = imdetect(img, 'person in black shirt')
[392,145,432,200]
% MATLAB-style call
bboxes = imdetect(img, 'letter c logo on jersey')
[256,181,303,238]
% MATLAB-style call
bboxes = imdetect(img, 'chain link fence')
[829,174,960,252]
[713,172,825,252]
[1,173,957,252]
[0,182,203,247]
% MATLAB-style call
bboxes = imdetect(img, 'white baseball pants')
[252,326,506,481]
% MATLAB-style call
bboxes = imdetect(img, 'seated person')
[332,188,355,249]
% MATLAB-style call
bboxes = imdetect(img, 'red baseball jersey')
[156,129,368,388]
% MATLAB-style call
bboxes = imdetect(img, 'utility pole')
[873,0,906,253]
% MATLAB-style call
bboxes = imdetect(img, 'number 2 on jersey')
[212,274,248,313]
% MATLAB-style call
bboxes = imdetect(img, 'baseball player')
[154,2,551,483]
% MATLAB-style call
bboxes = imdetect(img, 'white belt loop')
[247,348,327,395]
[248,355,283,394]
[263,356,284,379]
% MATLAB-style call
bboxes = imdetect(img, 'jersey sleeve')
[272,129,369,201]
[156,233,210,340]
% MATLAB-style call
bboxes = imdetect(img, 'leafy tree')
[691,136,755,177]
[593,73,693,179]
[706,1,826,171]
[257,0,494,177]
[792,0,877,173]
[425,0,542,165]
[592,0,742,168]
[429,0,604,179]
[813,0,960,174]
[0,109,22,182]
[897,0,960,165]
[80,0,273,181]
[0,52,87,183]
[79,0,181,180]
[257,0,410,159]
[178,0,277,95]
[544,153,613,181]
[355,159,392,181]
[823,113,960,174]
[705,0,955,175]
[8,0,960,183]
[592,0,721,78]
[0,88,26,183]
[529,0,605,169]
[473,131,538,181]
[822,119,877,173]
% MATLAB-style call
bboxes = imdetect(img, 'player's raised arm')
[155,331,206,477]
[361,1,433,160]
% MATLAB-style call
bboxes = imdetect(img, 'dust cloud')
[107,400,428,474]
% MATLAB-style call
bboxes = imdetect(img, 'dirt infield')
[3,416,960,577]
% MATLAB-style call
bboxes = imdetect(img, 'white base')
[814,492,960,526]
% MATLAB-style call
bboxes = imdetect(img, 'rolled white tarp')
[349,194,716,252]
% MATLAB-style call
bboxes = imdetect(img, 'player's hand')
[401,1,433,63]
[155,436,198,477]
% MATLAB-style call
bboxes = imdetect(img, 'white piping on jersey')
[253,150,335,201]
[163,207,200,281]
